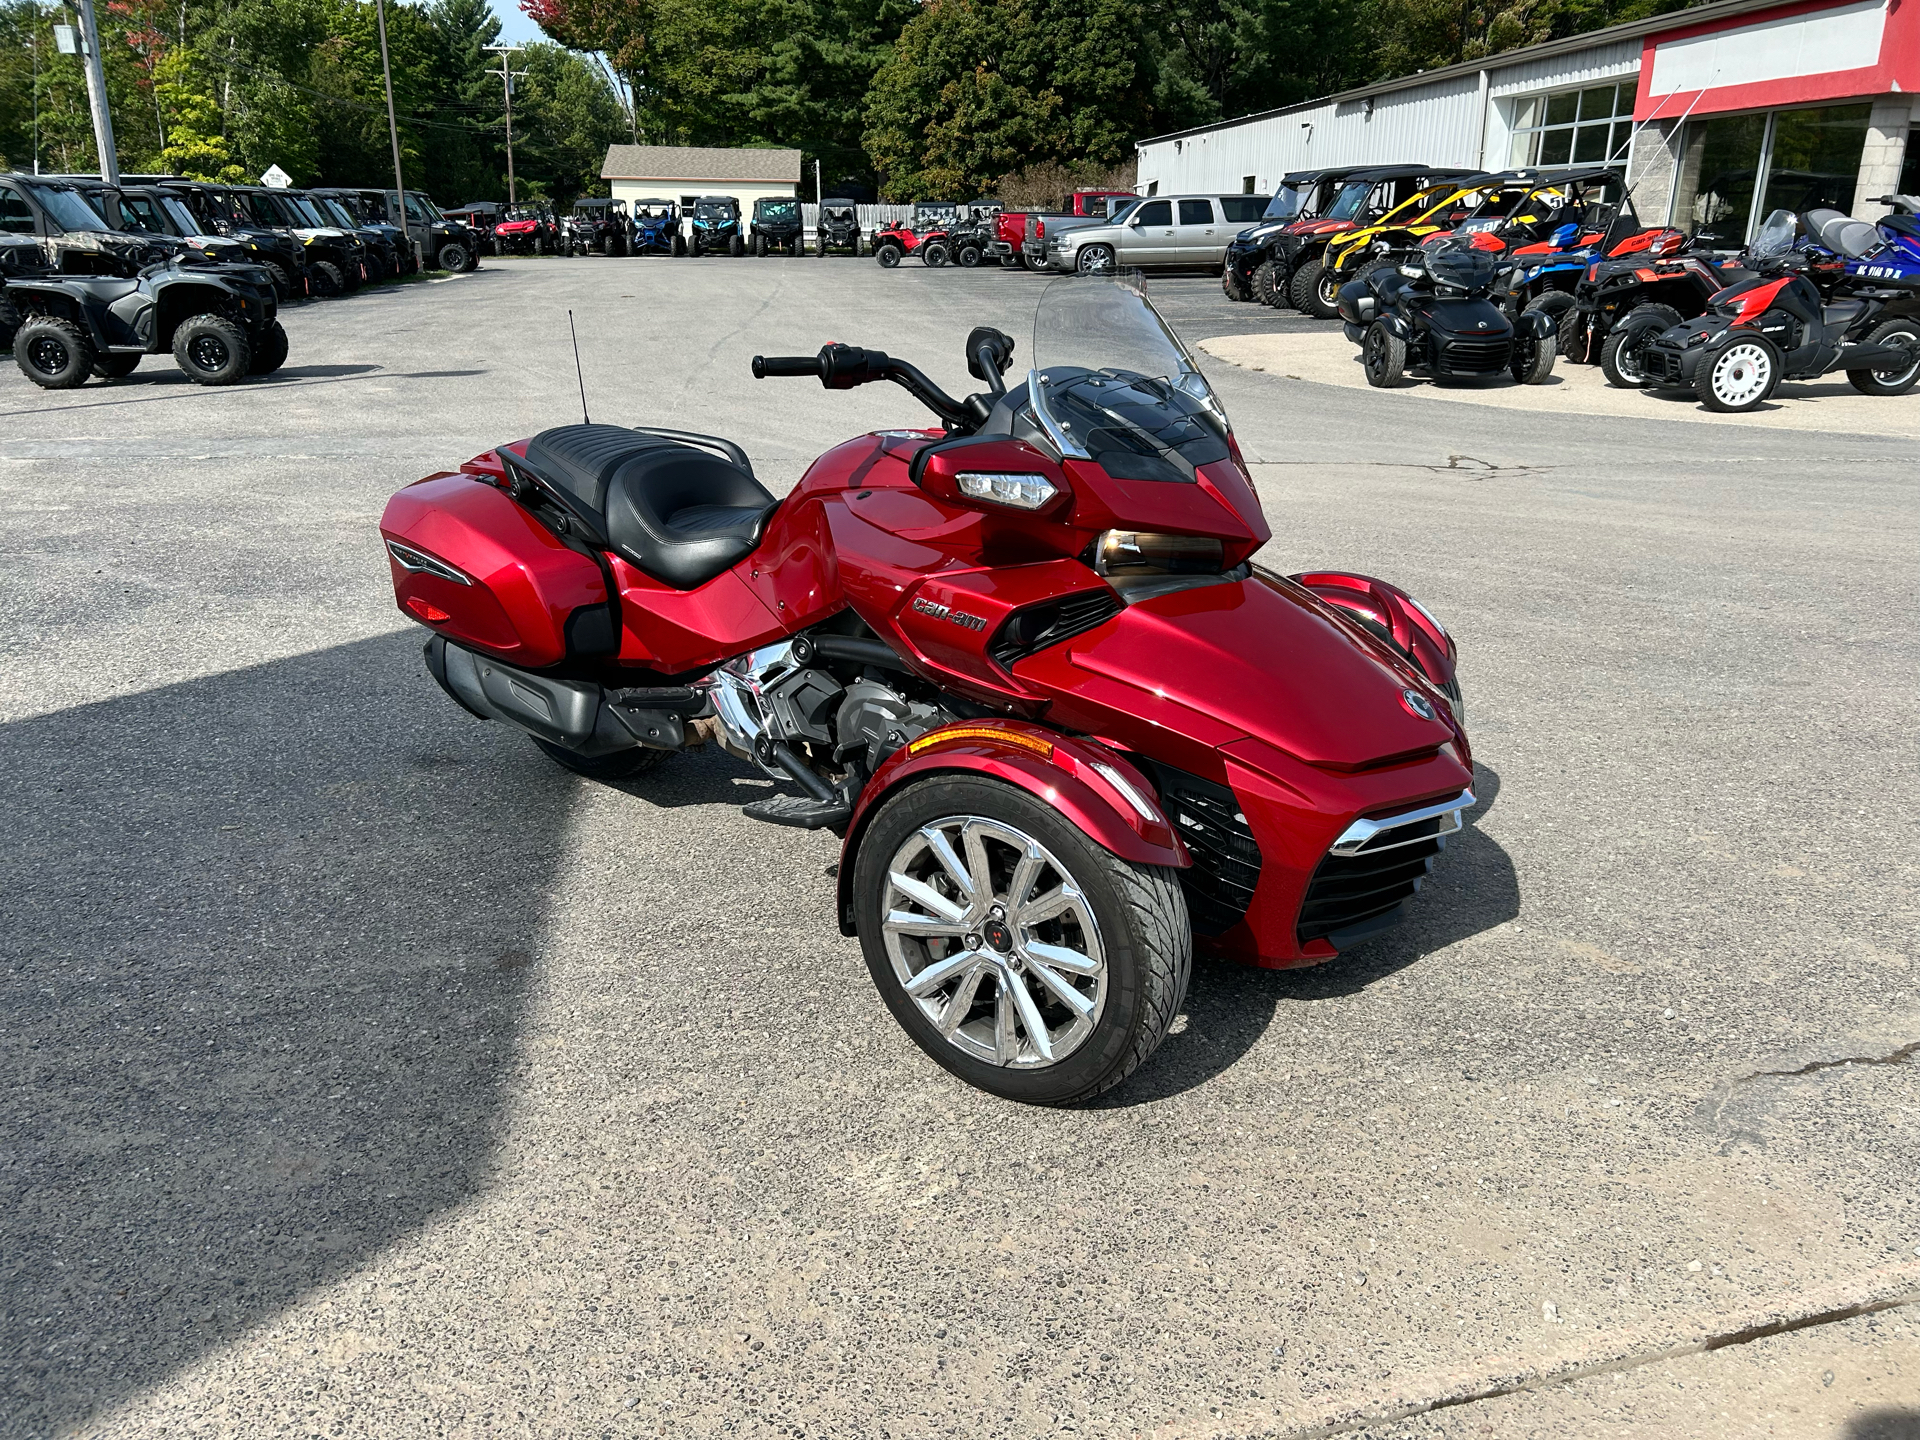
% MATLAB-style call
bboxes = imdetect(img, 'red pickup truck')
[993,190,1138,269]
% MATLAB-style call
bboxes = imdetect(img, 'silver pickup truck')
[1045,194,1268,275]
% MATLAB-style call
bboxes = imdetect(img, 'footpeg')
[742,792,853,830]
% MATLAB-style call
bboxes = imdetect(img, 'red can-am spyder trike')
[380,277,1475,1104]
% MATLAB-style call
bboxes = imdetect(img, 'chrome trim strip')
[1330,788,1475,857]
[1025,367,1089,460]
[385,539,472,586]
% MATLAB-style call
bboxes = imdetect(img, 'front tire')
[1362,320,1407,387]
[853,775,1190,1105]
[1291,257,1341,319]
[1600,304,1682,388]
[435,242,472,273]
[1510,330,1556,384]
[1694,337,1777,412]
[1075,244,1114,277]
[310,260,345,297]
[957,244,982,268]
[1525,291,1585,364]
[1253,257,1283,307]
[754,232,767,257]
[247,320,289,376]
[172,312,252,385]
[1845,318,1920,395]
[875,242,902,268]
[728,234,744,257]
[14,317,95,388]
[1222,265,1251,302]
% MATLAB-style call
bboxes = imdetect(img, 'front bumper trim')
[1330,788,1474,856]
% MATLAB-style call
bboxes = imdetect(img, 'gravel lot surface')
[2,257,1916,1439]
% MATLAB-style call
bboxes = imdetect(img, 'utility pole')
[31,9,40,174]
[484,44,528,207]
[71,0,118,183]
[373,0,415,264]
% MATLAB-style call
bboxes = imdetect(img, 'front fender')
[1520,307,1558,339]
[835,721,1187,935]
[1378,311,1415,342]
[1284,569,1464,757]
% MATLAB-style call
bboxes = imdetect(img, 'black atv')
[1,234,53,351]
[9,253,287,388]
[320,188,475,273]
[248,188,371,296]
[311,188,421,276]
[946,201,1001,268]
[1337,239,1557,388]
[139,178,312,296]
[817,201,862,257]
[689,196,744,256]
[750,197,804,256]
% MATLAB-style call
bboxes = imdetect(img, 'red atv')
[378,277,1475,1104]
[490,206,555,256]
[872,200,960,269]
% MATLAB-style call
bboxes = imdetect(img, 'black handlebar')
[750,342,974,426]
[751,355,822,378]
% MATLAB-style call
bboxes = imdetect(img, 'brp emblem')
[1402,688,1437,720]
[1476,320,1489,329]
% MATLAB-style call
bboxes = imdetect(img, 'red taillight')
[406,596,451,623]
[1036,220,1046,237]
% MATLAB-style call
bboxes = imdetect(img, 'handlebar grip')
[752,355,823,379]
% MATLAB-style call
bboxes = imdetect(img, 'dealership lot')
[2,258,1916,1438]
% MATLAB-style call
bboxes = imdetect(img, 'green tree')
[863,0,1153,199]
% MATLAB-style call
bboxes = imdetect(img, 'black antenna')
[568,310,590,424]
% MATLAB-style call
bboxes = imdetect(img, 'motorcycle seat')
[520,424,775,589]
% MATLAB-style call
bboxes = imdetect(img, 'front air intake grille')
[1296,794,1470,947]
[1296,839,1441,946]
[988,588,1123,669]
[1143,764,1262,937]
[1439,337,1510,374]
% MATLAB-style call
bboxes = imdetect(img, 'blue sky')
[486,0,544,45]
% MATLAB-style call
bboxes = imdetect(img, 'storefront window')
[1508,80,1636,168]
[1763,104,1871,215]
[1673,104,1871,243]
[1674,113,1767,245]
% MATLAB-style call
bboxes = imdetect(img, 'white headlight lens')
[957,472,1058,510]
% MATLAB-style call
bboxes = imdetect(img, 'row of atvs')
[1332,199,1920,411]
[1220,164,1920,411]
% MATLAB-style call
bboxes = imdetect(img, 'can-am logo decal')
[912,597,987,631]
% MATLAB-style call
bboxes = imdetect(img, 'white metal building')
[1135,0,1920,235]
[600,146,802,213]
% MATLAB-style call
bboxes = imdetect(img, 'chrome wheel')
[882,816,1106,1069]
[1709,342,1771,406]
[1076,245,1115,277]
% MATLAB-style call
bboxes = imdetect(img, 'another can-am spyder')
[378,276,1475,1105]
[1640,209,1920,410]
[1338,240,1557,387]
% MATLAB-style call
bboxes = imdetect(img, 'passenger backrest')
[1826,219,1882,258]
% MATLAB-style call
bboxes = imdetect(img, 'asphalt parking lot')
[3,256,1916,1439]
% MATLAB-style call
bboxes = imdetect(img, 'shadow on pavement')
[0,631,574,1434]
[1098,762,1519,1106]
[1848,1411,1920,1440]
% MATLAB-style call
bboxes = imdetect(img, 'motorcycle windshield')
[1749,209,1798,260]
[1028,273,1231,483]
